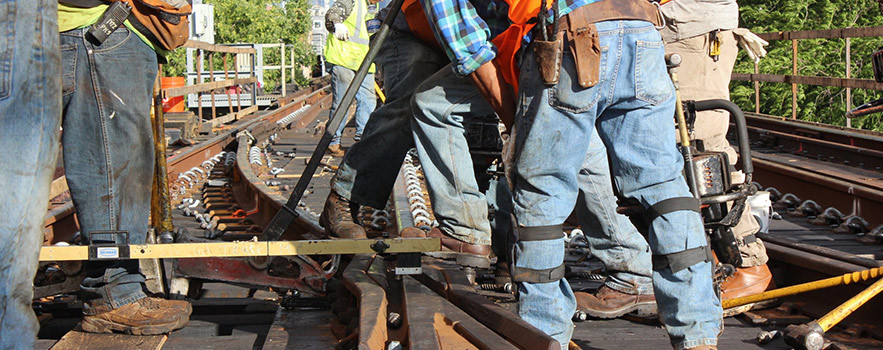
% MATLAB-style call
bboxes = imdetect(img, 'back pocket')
[634,40,672,105]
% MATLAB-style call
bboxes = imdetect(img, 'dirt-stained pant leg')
[0,1,61,349]
[665,30,767,267]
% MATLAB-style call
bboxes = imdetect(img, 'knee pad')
[511,224,566,283]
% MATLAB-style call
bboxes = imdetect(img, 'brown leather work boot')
[422,228,491,268]
[319,191,367,239]
[327,144,345,157]
[80,297,192,335]
[721,264,776,317]
[575,285,657,319]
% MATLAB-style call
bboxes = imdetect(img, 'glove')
[334,23,350,41]
[732,28,768,63]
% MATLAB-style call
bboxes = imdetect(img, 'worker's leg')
[595,21,720,349]
[573,129,655,318]
[330,29,447,208]
[61,27,156,314]
[352,72,376,140]
[410,66,494,246]
[329,64,356,147]
[322,29,447,238]
[0,1,61,348]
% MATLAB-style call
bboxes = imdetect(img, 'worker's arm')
[419,0,514,129]
[324,0,355,33]
[469,61,515,132]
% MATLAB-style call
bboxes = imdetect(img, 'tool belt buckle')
[87,231,131,261]
[533,31,565,86]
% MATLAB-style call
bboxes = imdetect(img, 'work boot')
[80,297,192,335]
[423,228,491,268]
[721,264,776,317]
[319,191,367,239]
[327,144,345,157]
[575,285,657,319]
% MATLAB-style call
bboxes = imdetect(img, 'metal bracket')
[395,253,422,275]
[87,231,131,261]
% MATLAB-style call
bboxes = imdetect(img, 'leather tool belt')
[536,0,663,88]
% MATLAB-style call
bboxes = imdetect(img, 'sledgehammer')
[784,275,883,350]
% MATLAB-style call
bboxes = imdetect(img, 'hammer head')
[784,322,826,350]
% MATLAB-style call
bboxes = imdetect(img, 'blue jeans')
[410,66,495,245]
[0,1,61,348]
[60,27,157,315]
[328,64,376,145]
[332,29,448,208]
[576,130,653,295]
[512,20,720,349]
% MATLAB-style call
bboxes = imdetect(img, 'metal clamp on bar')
[87,231,131,261]
[395,253,423,275]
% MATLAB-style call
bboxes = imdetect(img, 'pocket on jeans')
[92,28,131,53]
[549,47,606,113]
[0,1,15,101]
[635,40,672,105]
[62,44,77,97]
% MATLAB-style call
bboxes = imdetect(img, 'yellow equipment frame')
[39,238,440,261]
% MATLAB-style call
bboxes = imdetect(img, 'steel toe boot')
[80,297,192,335]
[721,264,776,317]
[574,285,657,319]
[327,144,345,157]
[319,190,367,239]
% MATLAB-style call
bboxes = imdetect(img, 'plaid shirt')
[420,0,602,76]
[419,0,509,76]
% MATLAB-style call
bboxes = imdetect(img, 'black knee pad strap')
[512,263,566,283]
[652,245,713,273]
[643,197,700,225]
[517,224,563,241]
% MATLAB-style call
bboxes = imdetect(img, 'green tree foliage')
[163,0,316,92]
[732,0,883,130]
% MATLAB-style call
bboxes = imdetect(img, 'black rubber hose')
[692,99,753,175]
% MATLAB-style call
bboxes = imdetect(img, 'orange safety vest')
[401,0,550,90]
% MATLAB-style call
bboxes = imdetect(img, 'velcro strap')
[652,245,712,273]
[643,197,700,225]
[742,234,757,245]
[518,224,563,241]
[512,264,566,283]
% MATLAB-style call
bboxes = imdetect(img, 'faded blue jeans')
[0,1,61,348]
[328,64,376,145]
[576,130,653,296]
[61,27,157,315]
[332,29,448,208]
[410,66,495,245]
[512,20,720,349]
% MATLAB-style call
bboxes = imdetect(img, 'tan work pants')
[665,30,768,267]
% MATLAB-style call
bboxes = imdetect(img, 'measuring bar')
[39,238,441,262]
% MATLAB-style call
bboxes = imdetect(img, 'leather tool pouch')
[533,31,565,85]
[567,14,600,88]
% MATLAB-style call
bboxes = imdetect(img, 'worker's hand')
[468,62,516,135]
[732,28,768,63]
[334,23,350,41]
